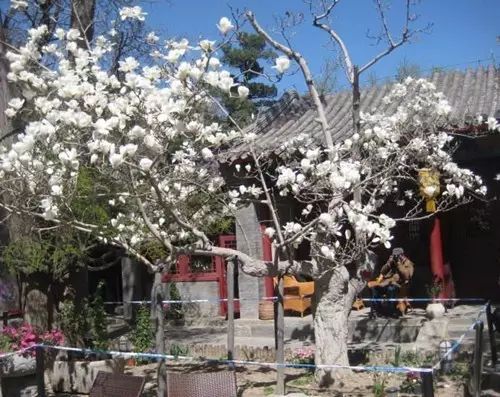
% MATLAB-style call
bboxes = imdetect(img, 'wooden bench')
[167,371,237,397]
[280,275,314,317]
[89,371,145,397]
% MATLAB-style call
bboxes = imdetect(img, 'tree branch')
[246,10,335,156]
[358,0,421,74]
[128,167,174,255]
[191,245,319,277]
[312,1,354,83]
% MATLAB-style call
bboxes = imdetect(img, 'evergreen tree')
[220,32,277,126]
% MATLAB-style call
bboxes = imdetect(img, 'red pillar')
[261,225,275,297]
[430,217,446,295]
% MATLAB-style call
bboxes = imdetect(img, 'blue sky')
[143,0,499,93]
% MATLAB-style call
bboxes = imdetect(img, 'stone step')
[234,315,423,343]
[234,316,313,341]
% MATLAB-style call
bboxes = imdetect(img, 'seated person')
[369,248,414,317]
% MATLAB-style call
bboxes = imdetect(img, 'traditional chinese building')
[225,65,500,318]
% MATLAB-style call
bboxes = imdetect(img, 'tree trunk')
[313,268,355,388]
[352,66,361,137]
[275,275,285,395]
[151,271,166,397]
[0,25,11,135]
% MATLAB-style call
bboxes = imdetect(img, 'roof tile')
[229,66,500,160]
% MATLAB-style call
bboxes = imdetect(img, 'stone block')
[0,354,36,378]
[45,357,125,394]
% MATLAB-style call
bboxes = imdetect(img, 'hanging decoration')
[418,168,440,212]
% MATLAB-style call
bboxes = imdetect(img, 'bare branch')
[374,0,395,47]
[246,10,335,156]
[358,0,429,74]
[312,1,354,83]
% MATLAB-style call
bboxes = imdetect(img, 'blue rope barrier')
[35,343,433,374]
[103,297,486,305]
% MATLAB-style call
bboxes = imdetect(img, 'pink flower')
[1,323,64,356]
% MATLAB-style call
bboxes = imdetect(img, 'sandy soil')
[125,361,466,396]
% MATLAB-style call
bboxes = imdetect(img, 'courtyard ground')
[104,303,490,396]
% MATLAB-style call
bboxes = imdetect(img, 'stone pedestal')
[0,354,36,378]
[0,353,36,397]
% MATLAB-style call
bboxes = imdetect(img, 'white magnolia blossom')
[139,158,153,172]
[119,6,147,22]
[217,17,234,35]
[118,57,139,73]
[8,98,24,111]
[199,40,216,53]
[238,86,250,98]
[146,32,159,44]
[201,148,214,160]
[10,0,28,10]
[264,227,276,238]
[487,116,499,132]
[273,56,291,74]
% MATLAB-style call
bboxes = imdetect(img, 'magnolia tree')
[0,5,489,388]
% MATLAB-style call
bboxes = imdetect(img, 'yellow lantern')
[418,168,440,213]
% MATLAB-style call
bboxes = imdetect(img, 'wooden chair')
[89,371,145,397]
[280,275,314,317]
[166,371,237,397]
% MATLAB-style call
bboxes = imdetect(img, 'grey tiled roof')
[228,65,500,160]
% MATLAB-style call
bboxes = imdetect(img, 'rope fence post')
[421,369,434,397]
[227,256,235,361]
[472,320,484,397]
[275,275,285,396]
[36,345,45,397]
[486,302,497,368]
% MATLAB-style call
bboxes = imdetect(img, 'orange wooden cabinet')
[276,275,314,317]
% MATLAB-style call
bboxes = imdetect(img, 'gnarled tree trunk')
[313,267,356,388]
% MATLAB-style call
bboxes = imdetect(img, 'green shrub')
[88,282,108,350]
[165,283,184,320]
[59,284,109,350]
[131,305,153,362]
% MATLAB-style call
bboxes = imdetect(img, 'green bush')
[59,293,89,347]
[165,283,184,320]
[88,282,108,350]
[169,343,189,357]
[59,285,109,350]
[132,305,153,362]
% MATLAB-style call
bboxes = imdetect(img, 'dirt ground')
[125,361,466,396]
